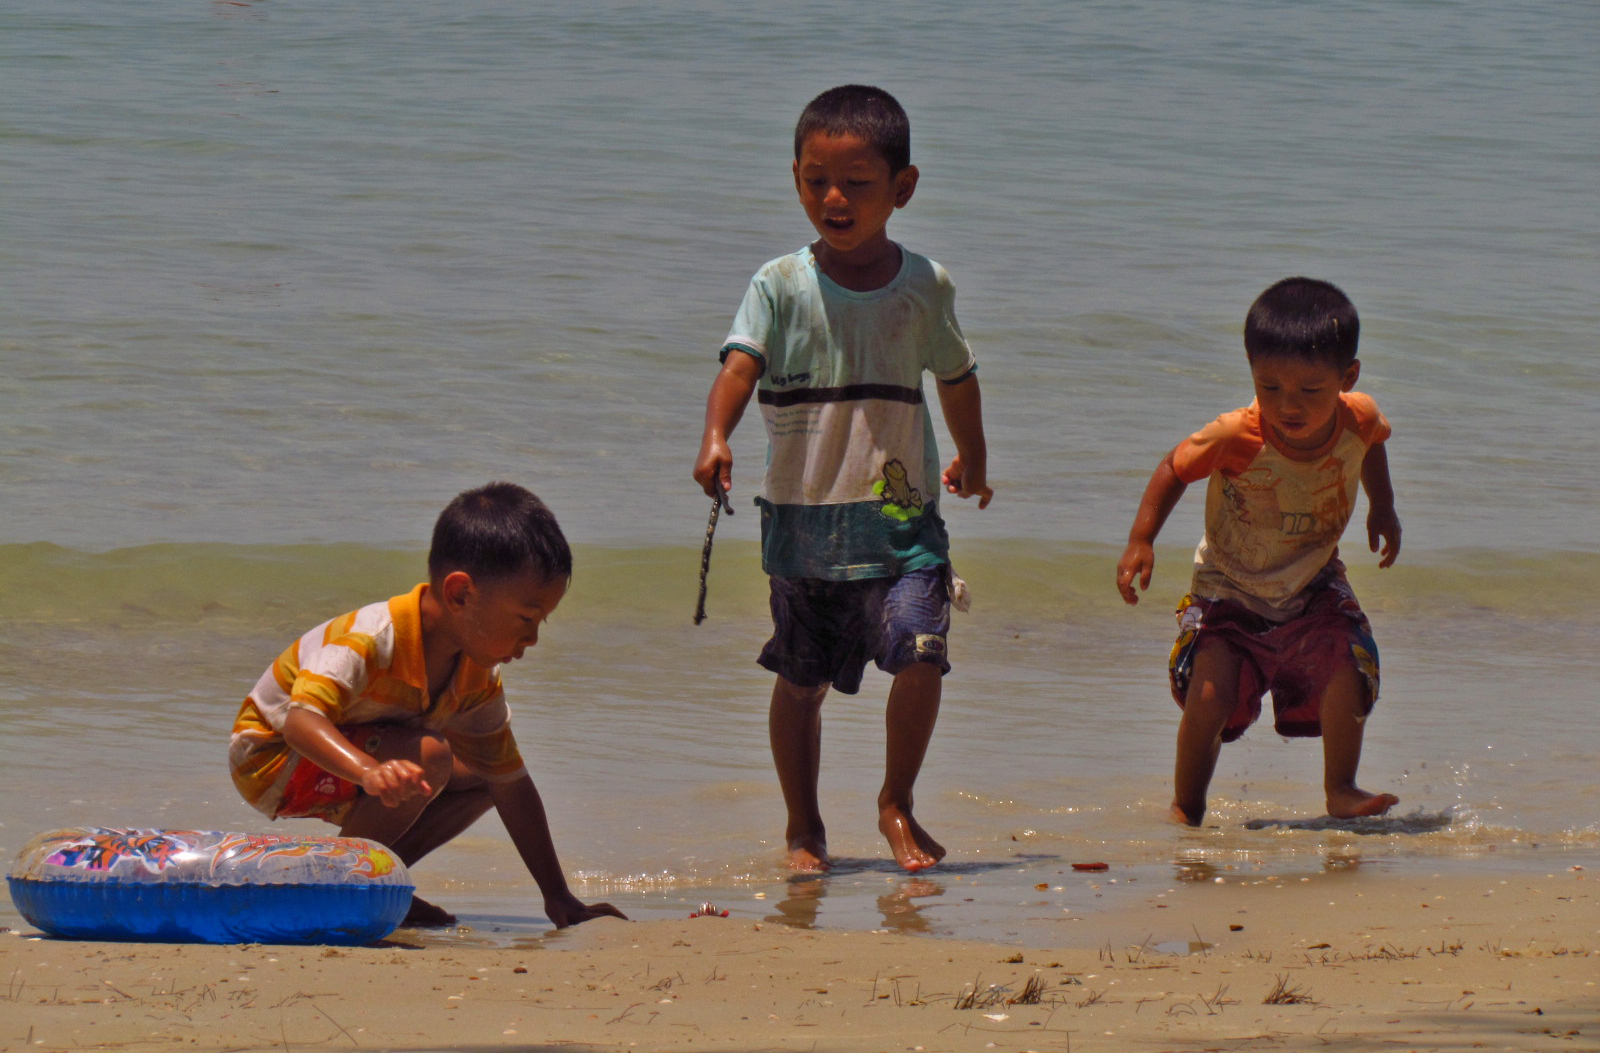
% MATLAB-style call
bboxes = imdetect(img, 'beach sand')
[3,867,1593,1052]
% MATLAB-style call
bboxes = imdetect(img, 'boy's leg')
[1319,665,1400,818]
[387,758,494,867]
[386,765,493,927]
[335,726,453,846]
[1172,638,1244,826]
[334,725,486,926]
[769,675,832,871]
[880,661,945,872]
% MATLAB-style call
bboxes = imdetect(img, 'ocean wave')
[3,539,1597,629]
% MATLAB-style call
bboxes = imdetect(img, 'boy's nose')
[823,183,847,205]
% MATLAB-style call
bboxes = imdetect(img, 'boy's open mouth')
[824,216,853,230]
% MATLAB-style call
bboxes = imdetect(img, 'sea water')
[2,0,1596,946]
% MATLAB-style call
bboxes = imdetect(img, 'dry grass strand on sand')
[1264,974,1317,1005]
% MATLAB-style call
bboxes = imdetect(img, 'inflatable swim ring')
[7,827,414,945]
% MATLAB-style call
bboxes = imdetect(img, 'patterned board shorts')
[1168,570,1380,742]
[271,726,387,824]
[759,566,951,695]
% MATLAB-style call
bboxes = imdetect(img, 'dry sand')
[2,868,1594,1052]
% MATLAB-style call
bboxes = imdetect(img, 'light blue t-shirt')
[722,244,976,580]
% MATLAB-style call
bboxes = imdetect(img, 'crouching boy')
[229,482,625,928]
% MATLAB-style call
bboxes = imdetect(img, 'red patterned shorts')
[1168,569,1380,742]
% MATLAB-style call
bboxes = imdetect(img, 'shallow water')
[3,0,1598,943]
[2,542,1595,943]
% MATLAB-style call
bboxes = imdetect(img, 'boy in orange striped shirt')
[230,482,624,928]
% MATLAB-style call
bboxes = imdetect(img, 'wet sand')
[3,867,1593,1052]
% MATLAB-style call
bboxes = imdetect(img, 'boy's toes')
[401,895,457,928]
[1351,792,1400,817]
[879,807,946,872]
[1328,790,1399,819]
[785,836,832,873]
[1168,801,1204,827]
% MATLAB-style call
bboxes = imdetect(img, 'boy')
[693,85,992,873]
[1117,277,1403,827]
[229,482,625,928]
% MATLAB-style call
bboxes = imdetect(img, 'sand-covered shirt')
[1172,392,1391,619]
[723,244,976,580]
[229,584,526,818]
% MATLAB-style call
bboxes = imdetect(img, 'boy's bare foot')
[401,895,457,928]
[1327,788,1399,819]
[879,805,945,872]
[1168,801,1204,827]
[785,833,832,873]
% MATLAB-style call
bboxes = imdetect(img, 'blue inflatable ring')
[7,827,414,946]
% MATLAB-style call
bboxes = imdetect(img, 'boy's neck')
[417,584,463,700]
[813,236,902,292]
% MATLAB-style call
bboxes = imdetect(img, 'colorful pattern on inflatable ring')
[7,828,415,945]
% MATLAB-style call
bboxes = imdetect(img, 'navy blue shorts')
[758,566,951,694]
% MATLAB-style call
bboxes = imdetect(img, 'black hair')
[1244,277,1361,369]
[428,481,572,586]
[794,84,911,173]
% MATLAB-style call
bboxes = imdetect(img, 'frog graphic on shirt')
[873,459,925,522]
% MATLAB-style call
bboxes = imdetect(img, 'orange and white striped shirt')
[1172,392,1391,619]
[229,584,526,818]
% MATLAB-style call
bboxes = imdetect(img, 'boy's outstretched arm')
[935,374,993,508]
[692,350,763,500]
[491,772,627,928]
[1117,450,1188,605]
[1362,441,1401,568]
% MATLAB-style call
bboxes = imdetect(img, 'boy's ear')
[1341,359,1361,392]
[894,164,919,208]
[439,570,475,609]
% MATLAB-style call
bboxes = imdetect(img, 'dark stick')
[693,480,733,625]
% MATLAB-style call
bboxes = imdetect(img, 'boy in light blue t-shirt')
[693,85,992,873]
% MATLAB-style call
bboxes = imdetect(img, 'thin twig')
[312,1002,357,1046]
[693,480,732,624]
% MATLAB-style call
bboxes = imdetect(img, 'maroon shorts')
[1168,570,1380,742]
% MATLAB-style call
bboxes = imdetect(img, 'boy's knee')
[1183,666,1239,723]
[774,677,828,710]
[890,660,942,689]
[415,732,456,784]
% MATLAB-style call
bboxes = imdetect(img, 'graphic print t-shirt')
[1171,392,1391,619]
[723,245,976,580]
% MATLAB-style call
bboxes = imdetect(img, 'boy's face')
[449,569,568,668]
[1249,355,1360,451]
[792,132,917,262]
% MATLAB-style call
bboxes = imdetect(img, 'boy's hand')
[358,760,432,809]
[544,888,628,929]
[693,438,734,501]
[1116,541,1155,605]
[1367,505,1402,568]
[941,455,993,509]
[694,351,762,500]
